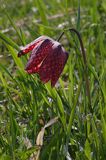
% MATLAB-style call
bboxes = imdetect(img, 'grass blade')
[0,32,19,50]
[67,78,82,137]
[35,0,48,26]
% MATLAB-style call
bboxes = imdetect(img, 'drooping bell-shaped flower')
[18,36,68,87]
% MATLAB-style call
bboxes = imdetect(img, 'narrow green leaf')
[5,44,24,70]
[5,11,25,45]
[0,32,19,50]
[67,79,82,137]
[35,0,48,26]
[84,139,91,160]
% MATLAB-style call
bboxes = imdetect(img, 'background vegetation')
[0,0,106,159]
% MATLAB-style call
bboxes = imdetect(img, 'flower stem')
[58,28,92,113]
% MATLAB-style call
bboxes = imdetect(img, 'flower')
[18,36,68,87]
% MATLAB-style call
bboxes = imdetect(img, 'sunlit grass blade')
[4,11,25,45]
[45,83,66,129]
[68,54,74,107]
[5,43,24,70]
[84,139,91,160]
[35,0,48,26]
[0,72,8,89]
[0,31,19,50]
[0,64,16,81]
[67,78,82,137]
[19,28,26,46]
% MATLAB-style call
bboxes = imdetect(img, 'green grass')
[0,0,106,159]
